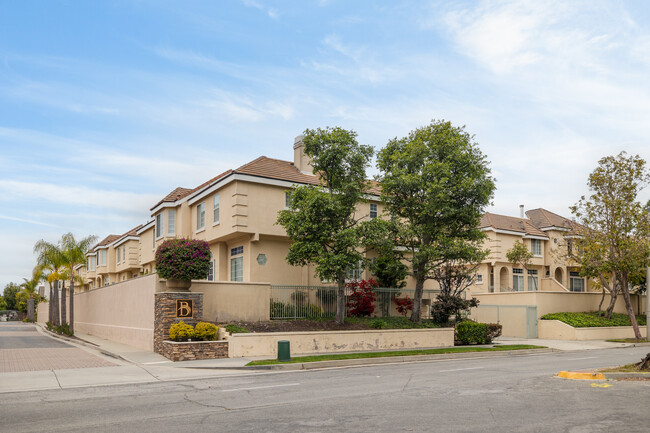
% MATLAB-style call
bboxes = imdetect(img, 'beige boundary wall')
[75,274,157,351]
[473,291,645,319]
[470,291,647,338]
[539,320,647,340]
[228,328,454,358]
[189,281,270,322]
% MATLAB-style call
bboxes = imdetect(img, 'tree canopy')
[571,151,650,339]
[277,126,377,324]
[377,120,495,321]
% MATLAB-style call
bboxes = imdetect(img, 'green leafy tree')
[34,239,65,326]
[277,126,376,324]
[571,152,650,339]
[0,295,6,310]
[20,266,43,321]
[377,120,495,322]
[506,240,534,287]
[430,253,485,323]
[3,283,20,310]
[60,233,97,333]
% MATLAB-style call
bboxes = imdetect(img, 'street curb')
[186,348,557,371]
[557,371,606,380]
[34,323,128,362]
[602,372,650,380]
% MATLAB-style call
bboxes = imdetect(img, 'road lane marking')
[221,383,301,392]
[439,367,485,373]
[565,357,598,361]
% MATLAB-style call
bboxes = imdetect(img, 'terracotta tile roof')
[90,234,121,252]
[480,212,548,238]
[152,155,381,211]
[150,187,194,211]
[232,156,382,195]
[525,208,582,231]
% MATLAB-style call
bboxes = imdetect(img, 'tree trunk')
[620,279,642,340]
[410,270,426,323]
[61,280,67,325]
[48,284,53,324]
[27,294,34,322]
[636,353,650,370]
[597,274,609,316]
[605,278,619,319]
[335,274,346,325]
[52,280,60,326]
[69,276,75,334]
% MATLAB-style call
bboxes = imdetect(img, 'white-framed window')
[476,274,483,284]
[213,194,220,225]
[168,209,175,235]
[155,213,164,238]
[122,246,127,263]
[346,260,364,281]
[370,203,378,219]
[527,269,538,291]
[99,250,107,266]
[569,271,585,292]
[197,202,206,230]
[531,239,542,256]
[117,247,121,264]
[208,260,215,281]
[88,257,95,271]
[285,191,291,209]
[512,268,524,291]
[230,246,244,282]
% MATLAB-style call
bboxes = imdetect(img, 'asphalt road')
[2,346,650,433]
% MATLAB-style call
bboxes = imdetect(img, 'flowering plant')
[392,295,414,317]
[155,238,211,281]
[346,278,378,317]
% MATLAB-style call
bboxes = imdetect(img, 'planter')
[165,278,192,292]
[161,340,229,361]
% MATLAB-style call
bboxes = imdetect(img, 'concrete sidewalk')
[1,324,642,394]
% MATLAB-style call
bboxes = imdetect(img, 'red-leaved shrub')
[346,279,378,317]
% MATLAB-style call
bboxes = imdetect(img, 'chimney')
[520,204,524,218]
[293,135,314,174]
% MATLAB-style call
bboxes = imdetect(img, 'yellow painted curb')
[558,371,606,380]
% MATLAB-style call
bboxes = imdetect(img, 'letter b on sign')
[176,300,193,318]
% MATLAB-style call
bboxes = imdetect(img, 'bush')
[541,312,647,327]
[456,321,501,345]
[169,321,195,341]
[370,319,389,329]
[271,301,295,318]
[392,296,413,317]
[52,323,73,336]
[194,322,218,341]
[346,279,378,317]
[155,238,211,281]
[225,324,250,334]
[431,294,479,324]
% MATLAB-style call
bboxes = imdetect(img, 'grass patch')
[224,324,250,334]
[541,312,647,328]
[344,316,442,329]
[599,364,643,373]
[246,344,545,366]
[606,338,650,343]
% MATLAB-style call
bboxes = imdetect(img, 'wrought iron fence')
[269,285,441,320]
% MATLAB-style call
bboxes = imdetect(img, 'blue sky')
[2,0,650,288]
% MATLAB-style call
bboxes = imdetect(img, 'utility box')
[277,340,291,362]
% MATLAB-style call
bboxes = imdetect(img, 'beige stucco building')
[75,135,589,297]
[77,136,384,292]
[469,207,593,296]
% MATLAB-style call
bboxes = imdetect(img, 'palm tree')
[34,239,65,326]
[60,233,97,333]
[21,266,43,321]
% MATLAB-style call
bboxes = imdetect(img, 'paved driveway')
[0,322,116,372]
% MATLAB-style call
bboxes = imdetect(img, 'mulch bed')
[217,320,378,333]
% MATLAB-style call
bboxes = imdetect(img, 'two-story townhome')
[144,135,384,286]
[470,207,593,295]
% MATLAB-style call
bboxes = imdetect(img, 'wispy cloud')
[0,214,58,227]
[240,0,279,19]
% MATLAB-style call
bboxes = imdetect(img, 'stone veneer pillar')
[154,292,203,354]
